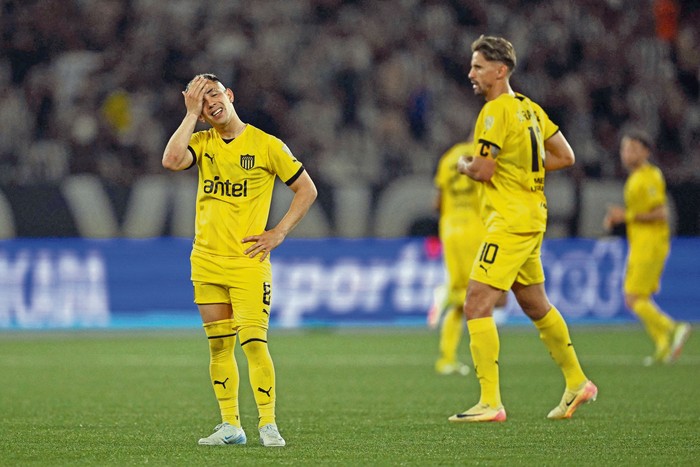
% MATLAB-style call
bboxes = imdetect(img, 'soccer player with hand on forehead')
[163,73,317,446]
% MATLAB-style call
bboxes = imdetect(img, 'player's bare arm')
[604,205,626,230]
[243,170,317,261]
[457,142,497,181]
[543,131,575,171]
[433,189,442,213]
[162,76,209,171]
[635,204,668,223]
[606,203,668,230]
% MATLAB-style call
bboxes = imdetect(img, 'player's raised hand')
[182,76,207,118]
[603,204,625,230]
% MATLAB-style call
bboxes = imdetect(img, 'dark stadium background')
[1,0,698,239]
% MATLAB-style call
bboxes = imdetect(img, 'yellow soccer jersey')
[188,124,304,257]
[473,92,559,233]
[434,141,484,237]
[625,163,670,254]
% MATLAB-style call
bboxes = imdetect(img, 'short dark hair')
[623,128,653,152]
[185,73,222,92]
[471,35,517,72]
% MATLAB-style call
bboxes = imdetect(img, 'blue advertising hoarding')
[0,237,698,329]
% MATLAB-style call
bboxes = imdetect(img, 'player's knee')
[512,285,550,319]
[238,326,269,356]
[203,319,236,355]
[464,284,503,319]
[495,292,508,308]
[448,288,467,310]
[208,337,229,356]
[625,294,641,309]
[463,299,496,319]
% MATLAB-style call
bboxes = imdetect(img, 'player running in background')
[604,129,691,365]
[429,136,507,376]
[162,73,317,446]
[449,35,597,423]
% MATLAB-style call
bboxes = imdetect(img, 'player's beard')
[471,81,486,97]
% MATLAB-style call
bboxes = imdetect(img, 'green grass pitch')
[1,325,698,465]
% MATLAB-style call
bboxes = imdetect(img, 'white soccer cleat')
[198,422,247,446]
[435,359,471,376]
[644,322,692,365]
[665,322,691,363]
[259,423,286,447]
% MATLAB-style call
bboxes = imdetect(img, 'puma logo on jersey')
[204,153,215,162]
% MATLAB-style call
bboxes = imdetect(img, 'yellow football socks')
[534,307,587,391]
[439,307,465,364]
[203,319,240,426]
[467,316,502,407]
[631,297,674,354]
[239,326,276,428]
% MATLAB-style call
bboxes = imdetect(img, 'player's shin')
[467,317,502,407]
[239,326,276,427]
[440,307,465,363]
[534,307,587,390]
[631,298,674,353]
[203,319,241,426]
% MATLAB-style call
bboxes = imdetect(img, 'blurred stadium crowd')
[1,0,699,236]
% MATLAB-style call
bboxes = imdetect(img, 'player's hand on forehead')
[186,76,207,93]
[183,76,208,114]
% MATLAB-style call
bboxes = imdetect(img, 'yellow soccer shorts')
[191,248,273,329]
[624,243,669,296]
[469,229,545,291]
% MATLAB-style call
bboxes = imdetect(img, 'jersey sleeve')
[267,136,304,185]
[632,167,666,213]
[627,167,667,218]
[477,99,508,150]
[187,131,207,168]
[532,101,559,140]
[643,168,667,210]
[434,151,449,190]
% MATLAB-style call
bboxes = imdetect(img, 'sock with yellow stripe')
[467,316,502,407]
[239,326,276,428]
[439,307,464,364]
[203,319,240,427]
[534,307,587,391]
[631,297,675,354]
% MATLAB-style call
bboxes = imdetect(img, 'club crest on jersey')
[240,154,255,170]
